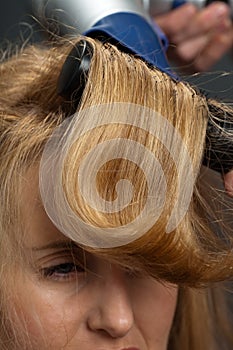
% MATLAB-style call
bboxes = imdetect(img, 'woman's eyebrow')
[31,240,78,252]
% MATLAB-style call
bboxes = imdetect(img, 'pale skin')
[224,170,233,196]
[8,169,178,350]
[155,2,233,73]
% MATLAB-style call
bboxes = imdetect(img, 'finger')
[192,27,233,71]
[167,22,233,72]
[174,34,210,63]
[224,170,233,197]
[166,32,212,72]
[172,2,231,44]
[155,3,198,38]
[174,21,231,63]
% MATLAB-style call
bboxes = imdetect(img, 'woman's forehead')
[21,167,69,249]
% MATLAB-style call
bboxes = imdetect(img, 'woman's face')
[8,169,178,350]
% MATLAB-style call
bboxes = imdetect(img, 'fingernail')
[185,4,197,16]
[214,4,228,18]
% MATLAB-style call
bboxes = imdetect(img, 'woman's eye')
[40,262,85,282]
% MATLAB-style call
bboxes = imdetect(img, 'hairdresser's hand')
[224,171,233,196]
[155,2,233,73]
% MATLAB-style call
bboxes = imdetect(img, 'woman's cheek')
[8,278,86,348]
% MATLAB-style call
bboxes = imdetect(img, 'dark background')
[0,0,233,100]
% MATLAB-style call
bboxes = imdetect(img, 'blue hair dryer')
[34,0,177,78]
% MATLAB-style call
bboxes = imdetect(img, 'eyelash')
[38,253,140,283]
[40,259,86,282]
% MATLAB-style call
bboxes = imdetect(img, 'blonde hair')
[0,36,233,349]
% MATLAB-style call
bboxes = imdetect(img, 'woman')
[0,36,233,349]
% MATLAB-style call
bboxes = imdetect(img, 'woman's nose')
[87,264,134,338]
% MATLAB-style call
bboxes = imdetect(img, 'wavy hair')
[0,36,232,349]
